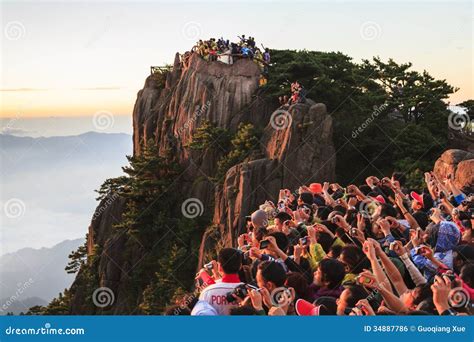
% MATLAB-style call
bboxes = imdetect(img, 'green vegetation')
[266,50,457,186]
[186,120,231,151]
[216,122,262,182]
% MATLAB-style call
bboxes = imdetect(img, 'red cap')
[295,299,319,316]
[410,191,424,206]
[309,183,322,194]
[370,195,386,204]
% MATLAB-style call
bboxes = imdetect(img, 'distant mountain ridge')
[0,238,84,315]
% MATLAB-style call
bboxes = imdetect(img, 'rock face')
[130,52,336,266]
[70,52,336,313]
[433,149,474,193]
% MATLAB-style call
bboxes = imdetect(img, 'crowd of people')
[279,81,307,106]
[190,35,270,85]
[166,171,473,316]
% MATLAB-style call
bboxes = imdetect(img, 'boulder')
[433,149,474,192]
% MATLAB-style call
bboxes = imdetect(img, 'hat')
[295,299,321,316]
[410,191,424,206]
[309,183,322,194]
[295,299,332,316]
[251,209,268,228]
[370,195,386,204]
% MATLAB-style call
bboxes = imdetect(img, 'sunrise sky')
[1,0,472,118]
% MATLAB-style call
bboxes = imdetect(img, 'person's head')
[336,285,369,315]
[379,203,397,218]
[285,272,310,300]
[274,212,292,230]
[327,244,343,259]
[338,245,368,274]
[370,220,385,239]
[460,264,474,289]
[251,209,268,229]
[298,192,314,207]
[257,261,287,292]
[400,284,433,310]
[218,248,242,275]
[313,258,346,289]
[265,232,289,255]
[454,244,474,273]
[410,191,424,211]
[315,206,331,220]
[412,211,429,229]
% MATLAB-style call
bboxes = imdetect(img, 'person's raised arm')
[362,240,393,294]
[390,240,426,286]
[358,270,408,314]
[322,182,336,207]
[395,194,420,230]
[370,238,408,295]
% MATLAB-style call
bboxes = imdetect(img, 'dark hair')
[285,272,310,301]
[329,244,343,259]
[379,204,397,218]
[412,211,429,229]
[275,211,292,222]
[218,248,242,274]
[299,192,314,206]
[315,232,334,253]
[268,232,289,252]
[333,205,347,215]
[340,245,369,274]
[315,206,331,220]
[344,285,369,308]
[413,284,433,306]
[379,186,395,201]
[455,245,474,264]
[258,261,287,287]
[229,306,258,315]
[318,258,346,288]
[460,264,474,288]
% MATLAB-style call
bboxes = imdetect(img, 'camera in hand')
[204,262,213,270]
[226,284,258,303]
[259,240,270,249]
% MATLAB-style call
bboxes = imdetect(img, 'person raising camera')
[198,248,243,315]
